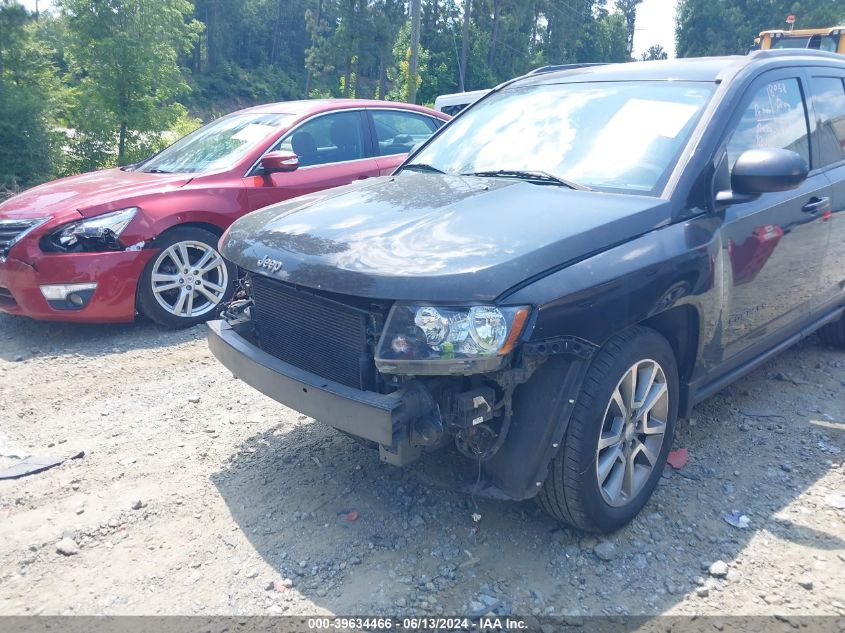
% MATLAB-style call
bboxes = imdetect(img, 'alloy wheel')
[150,240,228,319]
[595,359,669,507]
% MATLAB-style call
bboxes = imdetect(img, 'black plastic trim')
[207,319,407,446]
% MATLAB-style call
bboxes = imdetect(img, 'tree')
[459,0,471,90]
[676,0,845,58]
[640,43,667,60]
[614,0,642,59]
[0,1,64,190]
[408,0,421,102]
[58,0,202,166]
[389,19,429,102]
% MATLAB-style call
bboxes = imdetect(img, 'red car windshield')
[138,112,294,174]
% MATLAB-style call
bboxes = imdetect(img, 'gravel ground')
[0,312,844,617]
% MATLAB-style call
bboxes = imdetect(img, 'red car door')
[245,110,380,211]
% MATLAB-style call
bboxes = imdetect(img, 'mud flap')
[481,355,590,500]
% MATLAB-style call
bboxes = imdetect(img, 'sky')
[21,0,47,11]
[21,0,679,60]
[632,0,678,59]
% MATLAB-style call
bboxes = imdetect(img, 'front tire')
[137,227,235,329]
[537,326,678,533]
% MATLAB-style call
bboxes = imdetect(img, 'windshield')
[409,81,714,194]
[138,113,294,174]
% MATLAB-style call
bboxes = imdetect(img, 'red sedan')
[0,99,448,327]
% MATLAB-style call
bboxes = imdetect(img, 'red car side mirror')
[261,151,299,173]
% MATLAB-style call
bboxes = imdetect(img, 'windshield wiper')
[402,163,445,174]
[462,169,590,191]
[145,168,173,174]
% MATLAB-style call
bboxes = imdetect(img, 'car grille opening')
[250,275,377,391]
[0,218,44,260]
[0,286,16,307]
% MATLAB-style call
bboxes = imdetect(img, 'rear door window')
[726,78,810,170]
[370,110,439,156]
[811,76,845,167]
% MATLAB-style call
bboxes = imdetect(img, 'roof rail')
[526,62,608,76]
[747,48,844,61]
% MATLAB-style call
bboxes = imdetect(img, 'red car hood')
[0,168,193,221]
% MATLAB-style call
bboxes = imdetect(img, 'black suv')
[209,50,845,533]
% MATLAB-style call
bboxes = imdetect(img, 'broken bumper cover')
[0,249,155,322]
[207,320,417,457]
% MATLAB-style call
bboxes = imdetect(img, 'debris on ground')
[0,455,64,480]
[708,560,729,578]
[593,541,618,562]
[666,448,689,470]
[55,538,80,556]
[825,494,845,510]
[723,511,751,529]
[345,511,359,522]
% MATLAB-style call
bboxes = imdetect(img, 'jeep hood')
[222,172,672,302]
[0,168,192,221]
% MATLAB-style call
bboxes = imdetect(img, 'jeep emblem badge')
[257,255,284,273]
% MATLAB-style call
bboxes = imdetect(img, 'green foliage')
[187,61,300,119]
[0,1,65,189]
[641,43,668,60]
[676,0,845,57]
[58,0,202,165]
[2,0,661,185]
[388,21,429,102]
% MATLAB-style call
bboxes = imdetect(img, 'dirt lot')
[0,311,844,617]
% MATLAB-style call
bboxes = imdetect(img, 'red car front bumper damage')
[0,249,157,323]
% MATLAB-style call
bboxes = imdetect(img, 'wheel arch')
[640,304,701,418]
[640,304,700,384]
[147,221,226,249]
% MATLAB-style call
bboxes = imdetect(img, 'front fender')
[504,215,721,355]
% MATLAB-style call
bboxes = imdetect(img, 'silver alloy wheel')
[150,240,228,319]
[596,359,669,507]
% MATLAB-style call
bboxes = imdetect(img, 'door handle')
[802,197,830,214]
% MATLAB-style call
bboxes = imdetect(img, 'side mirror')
[717,148,808,206]
[261,151,299,173]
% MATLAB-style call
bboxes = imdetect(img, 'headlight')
[43,208,138,253]
[375,303,531,375]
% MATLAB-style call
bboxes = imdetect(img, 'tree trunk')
[118,122,127,166]
[0,21,5,97]
[206,2,216,71]
[270,0,283,64]
[487,0,500,67]
[458,0,471,91]
[408,0,421,103]
[343,56,352,97]
[304,0,322,98]
[377,52,387,100]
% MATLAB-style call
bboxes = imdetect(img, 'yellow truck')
[754,26,845,54]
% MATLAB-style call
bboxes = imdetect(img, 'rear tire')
[818,314,845,349]
[537,326,678,533]
[137,226,235,329]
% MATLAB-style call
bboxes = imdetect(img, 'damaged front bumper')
[0,249,155,322]
[208,319,436,466]
[208,318,595,501]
